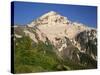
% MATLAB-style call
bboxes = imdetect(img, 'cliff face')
[14,11,97,69]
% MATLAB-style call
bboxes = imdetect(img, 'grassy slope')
[14,36,96,73]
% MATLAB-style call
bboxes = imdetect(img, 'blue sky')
[12,1,97,28]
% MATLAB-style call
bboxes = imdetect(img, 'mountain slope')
[13,11,97,73]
